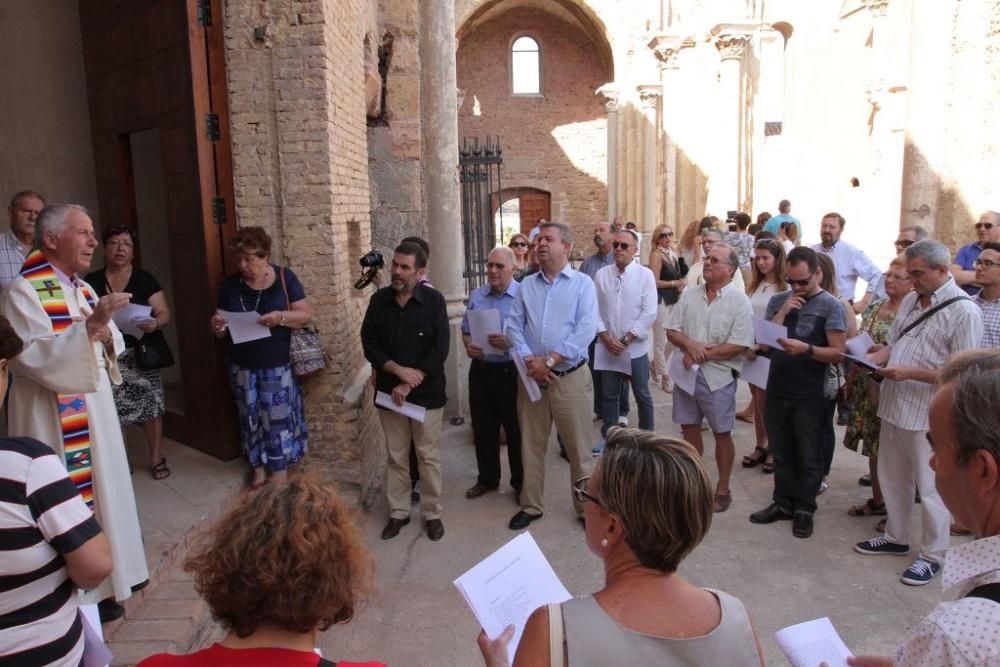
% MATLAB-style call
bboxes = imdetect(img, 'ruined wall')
[457,6,610,243]
[224,0,384,504]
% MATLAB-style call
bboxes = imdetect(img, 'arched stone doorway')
[493,186,552,242]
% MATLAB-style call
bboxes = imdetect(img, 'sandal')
[735,412,754,424]
[742,447,768,468]
[875,518,887,532]
[847,498,887,517]
[151,458,171,480]
[761,457,774,474]
[713,492,733,513]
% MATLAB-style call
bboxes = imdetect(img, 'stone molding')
[637,84,662,109]
[647,34,695,69]
[714,33,751,60]
[868,0,890,17]
[596,82,620,112]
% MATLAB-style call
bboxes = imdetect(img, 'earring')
[600,538,609,548]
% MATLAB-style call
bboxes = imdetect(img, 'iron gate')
[459,136,503,293]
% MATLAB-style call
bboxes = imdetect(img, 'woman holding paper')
[209,227,313,488]
[478,428,764,667]
[87,224,172,479]
[843,258,911,521]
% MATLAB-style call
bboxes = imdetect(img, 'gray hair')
[616,229,639,244]
[900,224,928,241]
[540,221,573,245]
[939,349,1000,466]
[488,245,516,265]
[725,246,739,271]
[904,239,951,269]
[34,204,90,248]
[982,211,1000,225]
[701,229,724,242]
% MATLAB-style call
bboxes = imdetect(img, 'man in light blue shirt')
[506,221,598,530]
[462,247,523,501]
[811,212,881,302]
[762,199,801,238]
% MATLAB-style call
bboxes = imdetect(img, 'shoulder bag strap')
[966,583,1000,604]
[278,266,290,308]
[899,296,970,337]
[548,603,565,667]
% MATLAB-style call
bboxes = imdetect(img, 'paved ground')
[320,381,964,666]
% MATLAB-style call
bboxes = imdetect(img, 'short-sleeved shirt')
[974,293,1000,347]
[763,213,801,238]
[666,281,755,391]
[87,266,163,349]
[0,230,28,291]
[217,265,306,369]
[724,231,755,270]
[138,643,385,666]
[0,437,102,665]
[955,242,984,295]
[764,290,848,400]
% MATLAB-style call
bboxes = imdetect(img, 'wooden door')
[79,0,239,459]
[519,193,551,235]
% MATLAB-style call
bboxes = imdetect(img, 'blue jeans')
[600,354,654,437]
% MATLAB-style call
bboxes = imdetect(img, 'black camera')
[355,249,385,289]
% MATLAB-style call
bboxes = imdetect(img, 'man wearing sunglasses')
[951,210,1000,296]
[855,225,928,312]
[749,247,847,538]
[973,241,1000,347]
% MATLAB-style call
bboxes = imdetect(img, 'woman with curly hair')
[138,476,381,666]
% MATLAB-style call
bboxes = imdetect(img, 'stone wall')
[457,5,611,245]
[224,0,384,504]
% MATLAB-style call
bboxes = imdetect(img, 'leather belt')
[552,359,586,377]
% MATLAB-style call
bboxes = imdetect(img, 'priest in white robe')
[0,204,147,614]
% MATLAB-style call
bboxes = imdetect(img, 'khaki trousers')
[379,407,443,521]
[517,366,595,516]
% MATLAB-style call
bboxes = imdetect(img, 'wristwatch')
[545,356,556,368]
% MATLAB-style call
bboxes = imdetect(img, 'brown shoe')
[950,523,973,536]
[713,492,733,513]
[465,483,496,499]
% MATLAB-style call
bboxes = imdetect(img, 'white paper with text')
[374,391,426,423]
[667,351,699,396]
[741,355,771,389]
[468,308,504,356]
[594,343,632,374]
[512,353,542,402]
[774,617,853,667]
[454,532,571,664]
[753,317,789,348]
[218,310,271,344]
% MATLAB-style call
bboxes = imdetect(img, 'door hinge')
[205,113,220,141]
[211,197,226,225]
[197,0,212,27]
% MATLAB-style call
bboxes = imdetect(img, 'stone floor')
[108,381,967,665]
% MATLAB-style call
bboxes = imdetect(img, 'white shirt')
[896,534,1000,666]
[666,281,754,391]
[812,239,881,301]
[594,262,658,358]
[878,278,983,431]
[686,261,746,292]
[748,281,781,320]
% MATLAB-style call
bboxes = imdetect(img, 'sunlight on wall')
[550,119,607,182]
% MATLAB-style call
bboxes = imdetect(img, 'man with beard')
[362,241,450,541]
[811,212,880,307]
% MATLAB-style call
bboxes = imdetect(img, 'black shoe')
[98,598,125,623]
[465,483,496,499]
[749,503,793,524]
[130,579,150,593]
[425,518,445,541]
[577,515,585,528]
[381,517,410,540]
[859,474,872,487]
[793,512,814,538]
[509,510,543,530]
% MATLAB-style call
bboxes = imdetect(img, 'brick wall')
[457,6,610,246]
[224,0,384,503]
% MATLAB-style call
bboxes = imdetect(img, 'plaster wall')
[0,1,98,211]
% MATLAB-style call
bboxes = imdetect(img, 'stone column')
[638,85,662,233]
[710,26,752,217]
[597,84,620,221]
[420,0,467,418]
[649,35,692,227]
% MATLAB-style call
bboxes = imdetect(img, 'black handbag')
[134,331,175,370]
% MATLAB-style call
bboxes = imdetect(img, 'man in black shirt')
[361,242,449,541]
[749,247,847,538]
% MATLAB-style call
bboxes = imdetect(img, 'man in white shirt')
[848,349,1000,667]
[811,212,881,307]
[855,240,982,586]
[667,244,754,513]
[592,230,657,446]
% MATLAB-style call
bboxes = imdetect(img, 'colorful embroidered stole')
[20,250,97,508]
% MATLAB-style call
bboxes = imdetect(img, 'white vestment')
[0,274,148,603]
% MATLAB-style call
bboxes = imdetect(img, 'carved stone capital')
[647,34,694,69]
[596,83,621,113]
[715,33,751,60]
[868,0,890,17]
[637,84,662,109]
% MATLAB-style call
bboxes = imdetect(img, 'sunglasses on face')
[975,222,994,230]
[571,477,602,507]
[974,258,1000,268]
[659,231,674,238]
[787,277,811,287]
[510,242,528,248]
[894,239,915,249]
[612,241,632,250]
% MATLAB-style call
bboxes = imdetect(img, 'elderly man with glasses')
[685,228,746,293]
[951,210,1000,295]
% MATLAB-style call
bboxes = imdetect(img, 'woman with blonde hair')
[478,428,764,667]
[508,233,531,281]
[647,224,688,392]
[678,220,703,266]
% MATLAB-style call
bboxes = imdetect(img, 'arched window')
[511,36,540,95]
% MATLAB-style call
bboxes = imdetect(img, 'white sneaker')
[617,416,628,426]
[818,478,829,494]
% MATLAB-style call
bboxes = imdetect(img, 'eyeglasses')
[658,232,674,238]
[611,241,632,250]
[894,239,915,249]
[975,222,994,230]
[974,258,1000,268]
[787,277,812,286]
[571,477,602,507]
[510,242,528,248]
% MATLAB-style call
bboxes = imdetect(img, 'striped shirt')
[973,292,1000,348]
[0,231,28,292]
[0,437,102,666]
[878,278,983,431]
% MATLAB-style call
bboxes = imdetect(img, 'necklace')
[239,266,271,312]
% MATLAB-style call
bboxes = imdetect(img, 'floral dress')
[843,298,896,457]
